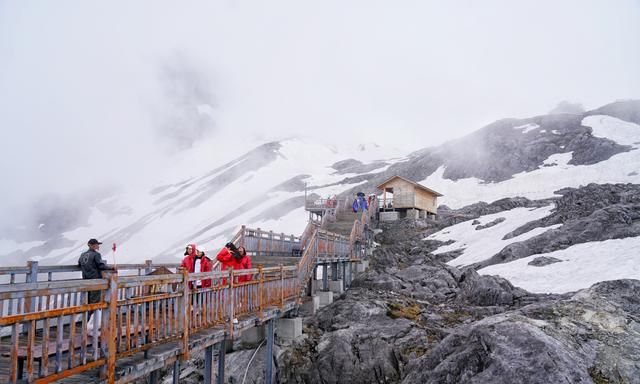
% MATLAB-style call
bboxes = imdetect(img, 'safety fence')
[0,223,360,383]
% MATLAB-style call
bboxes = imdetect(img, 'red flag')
[112,243,117,252]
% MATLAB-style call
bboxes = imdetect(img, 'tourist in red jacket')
[216,243,253,283]
[180,243,213,288]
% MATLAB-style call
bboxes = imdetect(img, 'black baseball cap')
[88,239,103,245]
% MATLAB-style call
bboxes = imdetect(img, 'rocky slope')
[472,183,640,269]
[275,217,640,384]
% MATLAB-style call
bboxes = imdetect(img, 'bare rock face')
[403,280,640,384]
[528,256,562,266]
[277,216,640,384]
[475,217,506,230]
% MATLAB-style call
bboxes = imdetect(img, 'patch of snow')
[560,145,565,149]
[425,206,557,267]
[479,236,640,293]
[542,152,573,167]
[0,239,46,255]
[552,130,561,135]
[513,123,540,134]
[540,129,547,133]
[583,115,640,148]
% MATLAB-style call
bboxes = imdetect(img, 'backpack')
[352,199,358,212]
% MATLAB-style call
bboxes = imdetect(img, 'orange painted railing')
[0,221,360,383]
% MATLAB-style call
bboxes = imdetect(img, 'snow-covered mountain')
[2,100,639,294]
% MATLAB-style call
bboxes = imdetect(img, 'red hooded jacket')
[216,247,252,283]
[180,243,213,288]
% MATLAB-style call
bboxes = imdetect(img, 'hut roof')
[376,175,443,197]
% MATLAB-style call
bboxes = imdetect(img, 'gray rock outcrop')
[277,217,640,384]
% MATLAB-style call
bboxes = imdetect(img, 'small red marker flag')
[112,243,117,252]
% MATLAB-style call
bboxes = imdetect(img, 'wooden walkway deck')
[0,197,377,383]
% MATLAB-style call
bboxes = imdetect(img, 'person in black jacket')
[78,239,114,309]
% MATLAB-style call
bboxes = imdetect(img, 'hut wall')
[415,190,438,214]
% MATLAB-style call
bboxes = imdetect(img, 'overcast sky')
[1,0,639,212]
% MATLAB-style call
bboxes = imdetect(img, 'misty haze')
[0,1,639,383]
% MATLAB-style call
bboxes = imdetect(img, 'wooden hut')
[376,175,443,221]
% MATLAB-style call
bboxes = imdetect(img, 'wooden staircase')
[323,211,358,237]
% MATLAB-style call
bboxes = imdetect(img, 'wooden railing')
[234,226,302,257]
[0,222,361,383]
[304,198,338,210]
[0,265,308,383]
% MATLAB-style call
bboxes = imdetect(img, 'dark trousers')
[88,290,101,320]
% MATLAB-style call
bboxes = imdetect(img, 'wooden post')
[240,225,246,248]
[229,268,235,337]
[265,319,274,384]
[24,261,38,335]
[257,227,262,257]
[179,268,190,360]
[258,266,264,320]
[100,271,118,383]
[342,262,347,291]
[145,260,153,274]
[280,264,285,308]
[269,230,274,256]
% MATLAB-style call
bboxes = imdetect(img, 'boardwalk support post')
[149,370,159,384]
[342,262,347,290]
[217,337,226,384]
[172,360,180,384]
[265,318,275,384]
[322,264,328,291]
[204,345,214,384]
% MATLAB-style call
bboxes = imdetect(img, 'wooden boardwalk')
[0,197,377,383]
